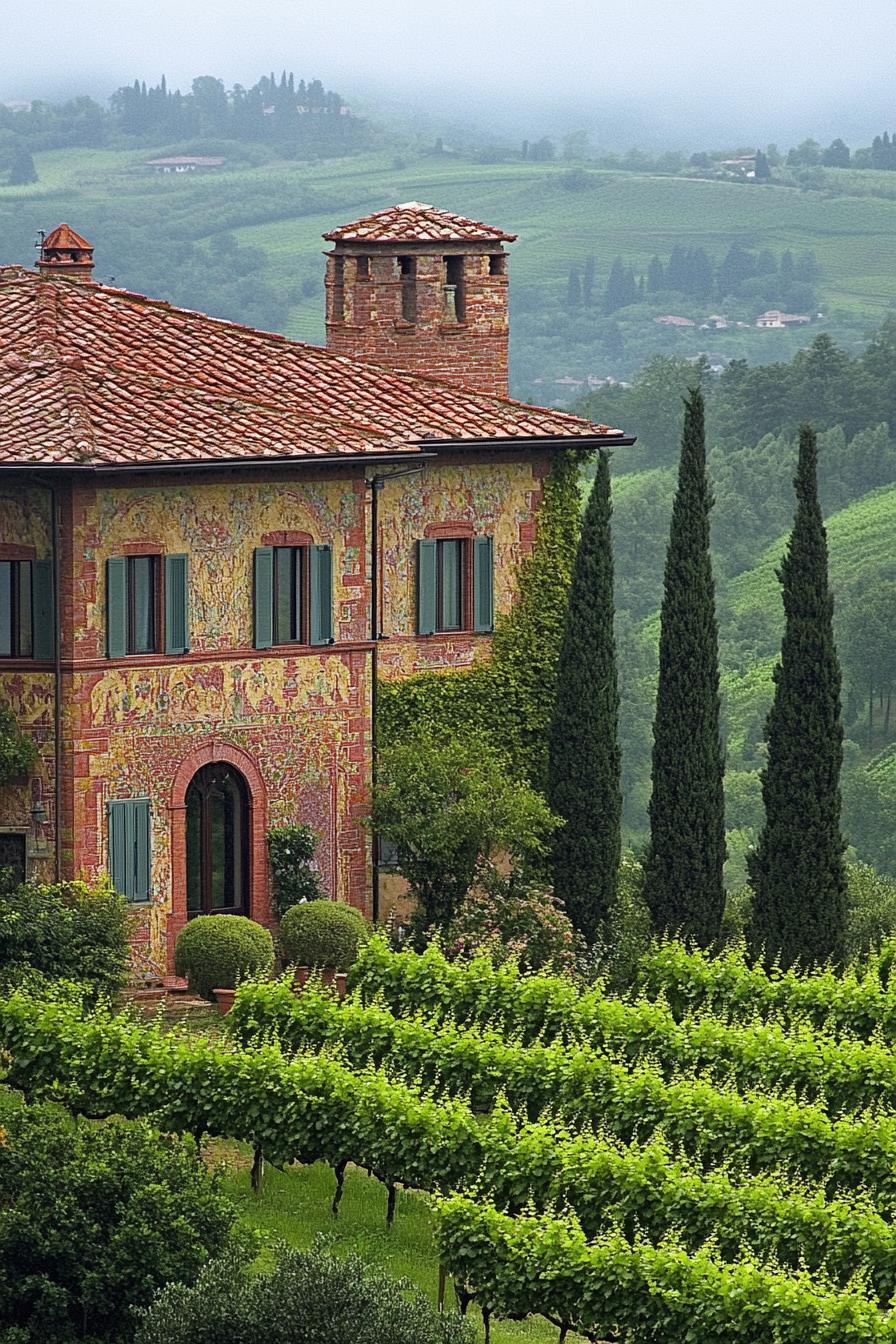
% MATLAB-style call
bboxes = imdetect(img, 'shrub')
[371,731,559,932]
[135,1243,472,1344]
[278,899,368,969]
[0,877,129,1000]
[0,705,37,784]
[173,915,274,1000]
[845,862,896,957]
[267,824,324,918]
[0,1099,238,1343]
[443,861,580,974]
[587,853,653,989]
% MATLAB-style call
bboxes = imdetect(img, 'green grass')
[218,1154,586,1343]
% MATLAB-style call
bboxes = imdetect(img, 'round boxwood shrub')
[279,900,368,970]
[174,915,274,1001]
[135,1243,472,1344]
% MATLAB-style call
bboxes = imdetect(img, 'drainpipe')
[366,464,424,925]
[51,480,61,881]
[369,477,383,924]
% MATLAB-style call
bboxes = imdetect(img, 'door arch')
[185,762,249,917]
[168,741,270,974]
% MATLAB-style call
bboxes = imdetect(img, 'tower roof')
[323,202,517,244]
[42,223,93,252]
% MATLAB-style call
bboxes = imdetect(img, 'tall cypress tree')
[748,425,847,966]
[547,450,621,940]
[644,388,725,944]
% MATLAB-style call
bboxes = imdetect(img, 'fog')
[4,0,894,148]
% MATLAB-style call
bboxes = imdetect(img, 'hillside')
[4,147,896,396]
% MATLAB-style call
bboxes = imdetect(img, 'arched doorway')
[185,762,250,917]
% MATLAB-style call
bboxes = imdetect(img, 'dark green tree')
[644,388,726,943]
[7,144,36,185]
[748,424,847,966]
[547,451,621,939]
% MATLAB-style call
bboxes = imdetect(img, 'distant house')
[655,315,695,328]
[718,155,756,179]
[145,156,226,174]
[703,314,731,330]
[756,309,811,329]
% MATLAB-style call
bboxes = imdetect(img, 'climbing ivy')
[378,451,588,790]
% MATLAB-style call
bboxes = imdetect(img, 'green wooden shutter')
[109,800,129,895]
[310,544,333,645]
[109,798,151,902]
[106,557,128,659]
[133,800,151,901]
[164,553,190,655]
[31,559,55,662]
[253,547,274,649]
[473,535,494,633]
[417,539,437,635]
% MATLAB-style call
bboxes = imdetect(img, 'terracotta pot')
[292,966,347,999]
[214,987,236,1015]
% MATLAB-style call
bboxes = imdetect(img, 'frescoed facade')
[0,210,629,981]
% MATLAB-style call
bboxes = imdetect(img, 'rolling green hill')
[4,147,896,372]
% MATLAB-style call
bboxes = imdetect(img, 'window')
[106,554,189,658]
[416,535,493,636]
[331,255,345,321]
[0,832,26,888]
[254,545,333,649]
[356,256,369,279]
[0,559,53,661]
[489,253,507,276]
[108,798,151,902]
[399,255,417,322]
[444,255,465,321]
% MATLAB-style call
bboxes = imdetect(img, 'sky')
[4,0,895,148]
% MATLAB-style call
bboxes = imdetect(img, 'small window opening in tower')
[489,253,507,276]
[331,256,345,321]
[444,255,466,322]
[399,255,417,322]
[356,256,369,279]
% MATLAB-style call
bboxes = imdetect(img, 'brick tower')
[323,202,516,398]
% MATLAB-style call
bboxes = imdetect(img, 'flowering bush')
[442,861,580,975]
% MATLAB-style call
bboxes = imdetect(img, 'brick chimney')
[37,223,94,282]
[323,202,516,398]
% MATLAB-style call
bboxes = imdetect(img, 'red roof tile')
[323,202,517,244]
[0,266,624,469]
[41,223,93,251]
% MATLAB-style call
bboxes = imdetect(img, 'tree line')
[0,71,370,158]
[551,393,845,967]
[567,244,819,315]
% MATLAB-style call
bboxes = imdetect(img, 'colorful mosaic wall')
[0,487,55,882]
[1,453,549,979]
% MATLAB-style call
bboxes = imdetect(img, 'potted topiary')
[173,914,275,1013]
[278,899,369,996]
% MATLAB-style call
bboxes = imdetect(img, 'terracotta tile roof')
[323,202,517,244]
[0,267,624,469]
[41,223,92,251]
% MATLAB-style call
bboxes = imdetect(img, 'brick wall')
[325,244,510,398]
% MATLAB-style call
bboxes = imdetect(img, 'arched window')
[185,763,249,916]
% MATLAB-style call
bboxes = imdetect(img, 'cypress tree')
[547,450,621,940]
[748,425,847,967]
[644,388,726,944]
